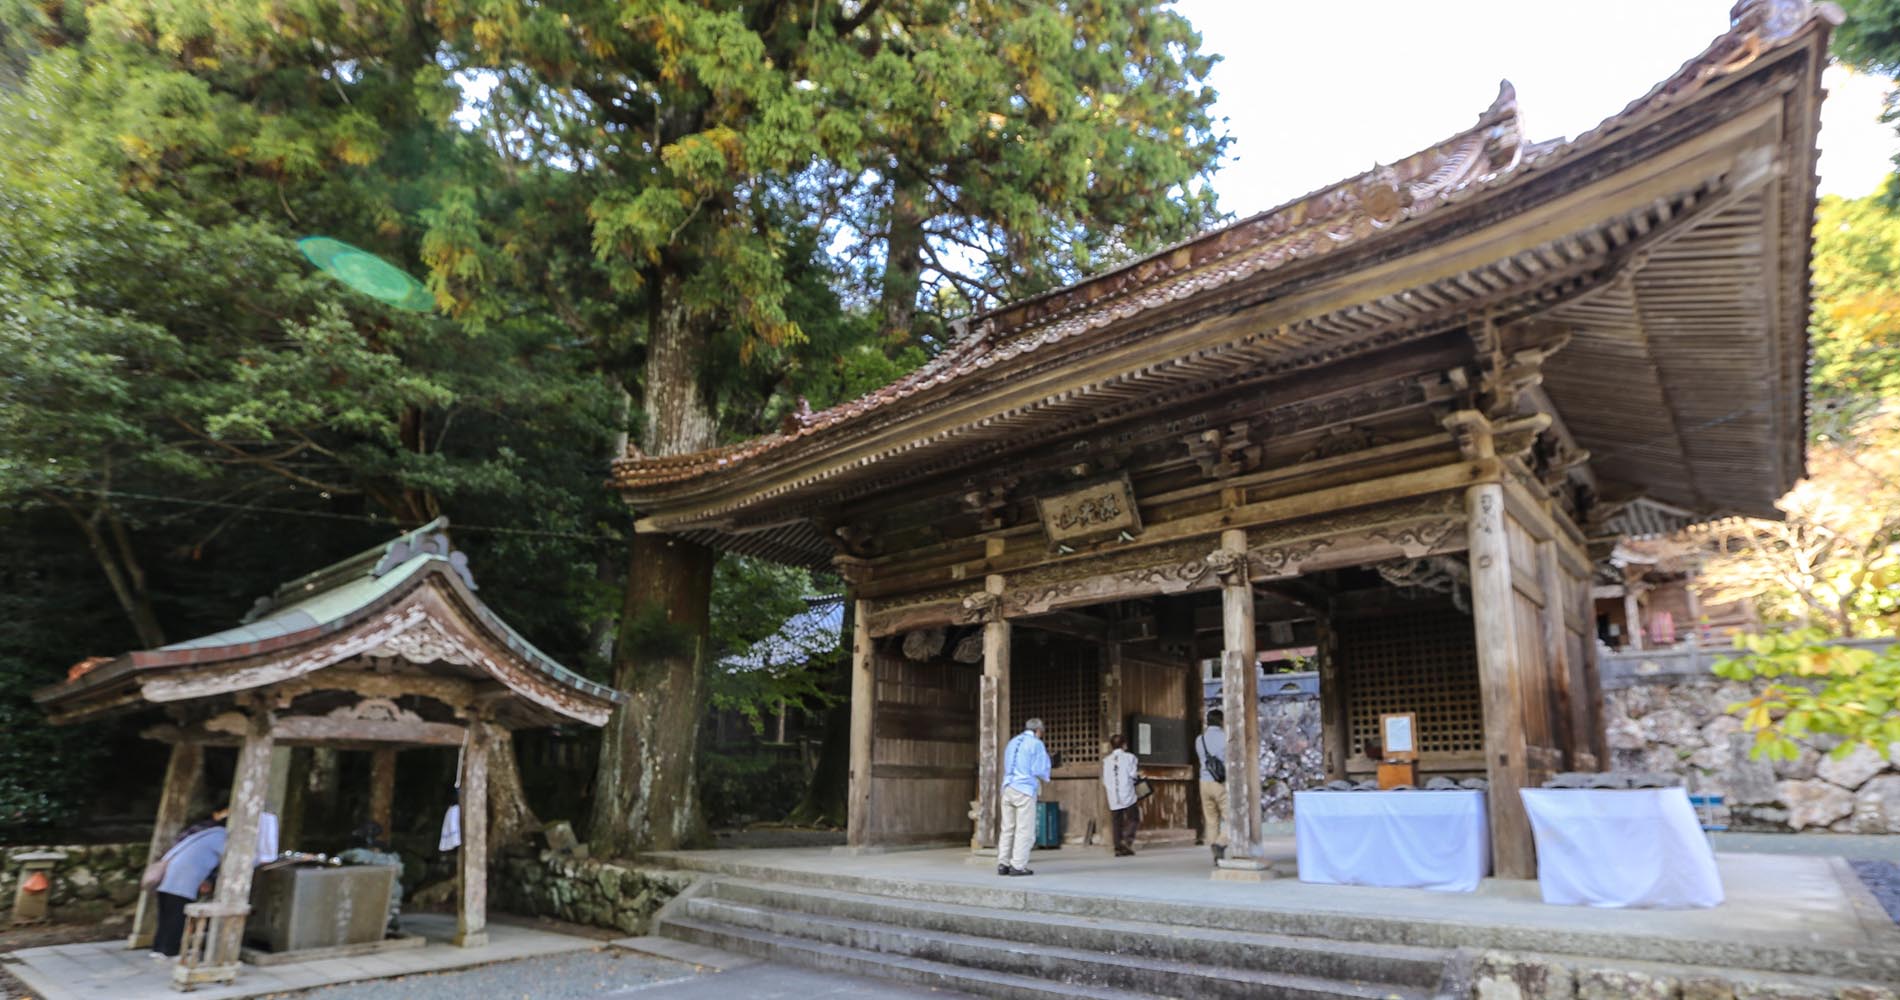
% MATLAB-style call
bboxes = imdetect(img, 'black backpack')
[1199,733,1225,784]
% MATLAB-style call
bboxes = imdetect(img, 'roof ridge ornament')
[1729,0,1840,39]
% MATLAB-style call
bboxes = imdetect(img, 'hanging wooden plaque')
[1035,474,1142,547]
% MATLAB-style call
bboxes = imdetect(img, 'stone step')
[653,853,1900,983]
[661,914,1154,1000]
[703,876,1448,988]
[672,896,1436,1000]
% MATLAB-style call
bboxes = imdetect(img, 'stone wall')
[1214,671,1325,824]
[0,842,147,916]
[1602,641,1900,833]
[1258,684,1324,823]
[490,849,692,935]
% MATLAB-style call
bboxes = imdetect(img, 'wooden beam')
[272,716,466,747]
[846,598,875,848]
[128,741,202,949]
[1459,414,1538,880]
[862,460,1498,600]
[1317,618,1348,781]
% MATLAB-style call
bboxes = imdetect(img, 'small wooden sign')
[1035,474,1142,547]
[1380,712,1419,763]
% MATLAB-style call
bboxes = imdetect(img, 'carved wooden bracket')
[1203,547,1248,584]
[1375,556,1471,612]
[958,590,1002,625]
[1184,422,1262,479]
[960,477,1019,531]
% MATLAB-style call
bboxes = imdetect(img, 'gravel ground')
[261,949,691,999]
[1852,859,1900,924]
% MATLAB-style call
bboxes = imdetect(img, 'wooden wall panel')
[868,650,978,843]
[1337,601,1484,774]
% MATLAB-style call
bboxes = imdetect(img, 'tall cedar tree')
[418,0,1225,852]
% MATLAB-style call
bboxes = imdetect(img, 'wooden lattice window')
[1340,605,1482,758]
[1011,640,1100,766]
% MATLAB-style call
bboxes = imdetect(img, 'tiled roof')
[609,0,1836,500]
[717,595,844,673]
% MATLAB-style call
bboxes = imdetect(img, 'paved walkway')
[1,914,595,1000]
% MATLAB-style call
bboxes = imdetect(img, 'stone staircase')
[653,876,1463,999]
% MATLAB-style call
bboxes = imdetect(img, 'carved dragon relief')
[1368,517,1461,559]
[1376,556,1472,613]
[1249,538,1334,579]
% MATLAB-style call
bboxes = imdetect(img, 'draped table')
[1519,787,1723,908]
[1293,789,1489,892]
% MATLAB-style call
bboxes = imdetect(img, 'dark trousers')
[1110,805,1140,852]
[154,892,191,957]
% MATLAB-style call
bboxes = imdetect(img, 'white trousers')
[996,787,1037,870]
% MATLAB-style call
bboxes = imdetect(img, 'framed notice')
[1380,712,1418,763]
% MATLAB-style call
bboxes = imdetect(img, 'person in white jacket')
[1101,734,1141,856]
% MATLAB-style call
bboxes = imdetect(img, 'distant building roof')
[719,595,844,673]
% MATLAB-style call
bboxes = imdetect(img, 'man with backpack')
[1198,709,1227,866]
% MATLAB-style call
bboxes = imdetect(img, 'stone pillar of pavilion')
[368,748,398,835]
[127,741,202,950]
[173,708,274,990]
[1210,530,1268,880]
[454,719,491,949]
[1450,410,1537,880]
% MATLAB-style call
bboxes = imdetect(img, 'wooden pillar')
[1538,539,1575,770]
[1214,529,1266,875]
[846,598,875,848]
[455,721,490,948]
[128,741,201,950]
[369,748,398,835]
[1316,616,1348,781]
[975,574,1009,851]
[186,709,273,984]
[1458,415,1537,880]
[1101,641,1124,755]
[1621,587,1645,651]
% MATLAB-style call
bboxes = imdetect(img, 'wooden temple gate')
[612,0,1829,880]
[36,520,623,990]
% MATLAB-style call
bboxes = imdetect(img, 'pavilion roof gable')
[38,521,623,727]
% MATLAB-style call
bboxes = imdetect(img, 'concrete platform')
[648,838,1900,983]
[0,913,598,1000]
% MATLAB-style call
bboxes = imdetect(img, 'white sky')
[1173,0,1897,218]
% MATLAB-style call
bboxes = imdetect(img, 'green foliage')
[1714,628,1900,761]
[1810,188,1900,438]
[695,750,810,829]
[705,557,842,733]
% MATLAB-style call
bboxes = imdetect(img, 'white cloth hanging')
[255,811,280,864]
[439,803,462,852]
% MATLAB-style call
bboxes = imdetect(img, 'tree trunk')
[879,174,928,344]
[486,726,540,857]
[590,276,720,856]
[58,497,165,648]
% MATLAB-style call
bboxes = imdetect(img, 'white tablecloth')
[1294,790,1489,892]
[1519,788,1723,908]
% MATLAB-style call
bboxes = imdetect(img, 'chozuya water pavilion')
[35,519,623,990]
[613,0,1831,879]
